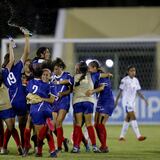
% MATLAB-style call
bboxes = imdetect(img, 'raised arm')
[20,28,30,63]
[6,40,15,70]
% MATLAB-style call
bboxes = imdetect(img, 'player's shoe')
[138,136,146,141]
[99,146,109,153]
[0,148,9,155]
[71,147,80,153]
[85,143,90,152]
[92,145,101,153]
[63,138,69,152]
[35,152,42,157]
[18,146,23,155]
[119,137,126,141]
[50,151,58,158]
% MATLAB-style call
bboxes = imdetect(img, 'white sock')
[120,121,130,138]
[131,120,141,138]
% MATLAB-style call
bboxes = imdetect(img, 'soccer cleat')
[0,148,9,155]
[92,145,101,153]
[35,152,42,157]
[138,136,146,141]
[99,147,109,153]
[119,137,126,141]
[22,148,29,157]
[63,138,69,152]
[85,143,90,152]
[50,150,58,158]
[71,147,80,153]
[18,146,23,155]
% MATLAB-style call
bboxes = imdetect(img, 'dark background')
[0,0,160,38]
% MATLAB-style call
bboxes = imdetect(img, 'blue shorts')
[12,102,28,116]
[96,99,114,116]
[30,102,52,125]
[73,101,94,114]
[52,98,70,113]
[0,108,15,120]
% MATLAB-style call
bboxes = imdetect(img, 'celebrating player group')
[0,27,148,158]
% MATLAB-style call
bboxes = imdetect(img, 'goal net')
[1,37,160,124]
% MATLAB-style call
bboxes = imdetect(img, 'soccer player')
[1,28,30,154]
[0,40,22,155]
[32,47,51,64]
[88,60,114,153]
[51,58,73,152]
[71,63,90,152]
[115,65,148,141]
[71,61,101,153]
[26,63,57,158]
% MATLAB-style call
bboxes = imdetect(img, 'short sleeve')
[136,79,141,90]
[119,78,125,90]
[91,72,100,85]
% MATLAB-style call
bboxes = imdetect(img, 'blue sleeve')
[65,72,74,85]
[2,68,9,82]
[13,60,23,74]
[26,80,32,93]
[91,72,100,85]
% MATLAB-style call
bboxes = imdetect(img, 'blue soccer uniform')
[96,77,114,116]
[27,78,53,125]
[2,60,27,116]
[52,72,73,113]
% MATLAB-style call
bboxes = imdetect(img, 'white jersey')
[119,75,141,109]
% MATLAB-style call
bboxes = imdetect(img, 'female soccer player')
[32,47,51,64]
[88,60,114,153]
[26,62,57,158]
[71,61,107,153]
[115,65,148,141]
[51,58,73,152]
[0,40,22,155]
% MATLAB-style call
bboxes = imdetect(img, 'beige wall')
[64,8,160,89]
[65,7,160,38]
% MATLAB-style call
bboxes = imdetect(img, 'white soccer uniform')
[119,75,141,112]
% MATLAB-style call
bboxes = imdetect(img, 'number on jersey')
[32,85,38,93]
[7,72,16,85]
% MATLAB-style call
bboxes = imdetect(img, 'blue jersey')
[52,72,73,95]
[98,77,114,101]
[27,79,53,125]
[2,60,27,109]
[96,77,114,116]
[27,79,51,98]
[52,72,73,112]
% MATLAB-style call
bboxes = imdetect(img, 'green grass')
[0,125,160,160]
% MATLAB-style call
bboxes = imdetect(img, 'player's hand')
[145,99,149,107]
[107,72,113,78]
[85,90,93,96]
[20,27,32,36]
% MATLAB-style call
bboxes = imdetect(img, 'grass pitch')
[0,125,159,160]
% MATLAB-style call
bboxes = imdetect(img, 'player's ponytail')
[75,61,88,87]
